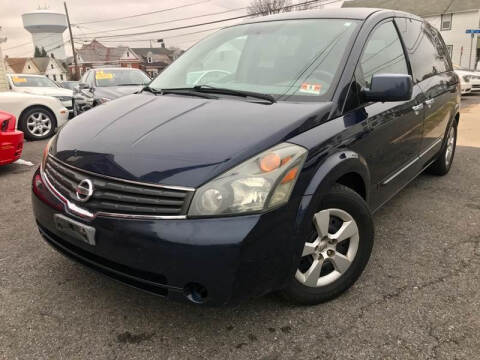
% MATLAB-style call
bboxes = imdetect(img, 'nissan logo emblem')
[76,179,94,202]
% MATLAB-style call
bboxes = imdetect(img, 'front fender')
[303,150,370,198]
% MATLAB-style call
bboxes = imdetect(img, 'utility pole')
[469,32,474,70]
[64,2,79,80]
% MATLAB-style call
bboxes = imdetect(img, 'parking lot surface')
[1,97,479,360]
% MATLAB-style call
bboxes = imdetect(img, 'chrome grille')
[44,155,193,217]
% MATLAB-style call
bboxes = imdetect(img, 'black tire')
[19,107,56,141]
[426,123,457,176]
[281,184,374,305]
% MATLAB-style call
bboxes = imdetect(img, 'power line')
[74,6,248,37]
[72,0,212,25]
[73,0,341,40]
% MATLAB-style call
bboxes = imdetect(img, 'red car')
[0,111,23,165]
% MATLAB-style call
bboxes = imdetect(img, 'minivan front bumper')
[32,168,302,305]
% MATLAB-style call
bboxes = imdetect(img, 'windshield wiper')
[141,85,162,94]
[193,85,276,103]
[158,87,218,99]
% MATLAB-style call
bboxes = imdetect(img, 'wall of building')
[0,48,8,91]
[426,10,480,69]
[44,59,67,82]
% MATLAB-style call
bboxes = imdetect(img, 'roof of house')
[132,47,174,57]
[77,40,138,63]
[342,0,480,17]
[5,58,27,73]
[31,57,50,72]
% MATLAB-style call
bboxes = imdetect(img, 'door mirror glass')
[361,74,413,102]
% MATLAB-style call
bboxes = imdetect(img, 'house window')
[441,13,452,31]
[53,74,57,81]
[27,65,31,69]
[147,56,153,63]
[447,45,453,59]
[51,64,54,69]
[127,51,130,57]
[60,74,64,81]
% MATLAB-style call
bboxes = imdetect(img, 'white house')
[344,0,480,69]
[4,56,68,81]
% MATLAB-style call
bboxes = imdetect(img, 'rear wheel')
[281,185,374,305]
[426,124,457,176]
[19,107,56,141]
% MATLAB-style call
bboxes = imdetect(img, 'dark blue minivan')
[32,8,460,305]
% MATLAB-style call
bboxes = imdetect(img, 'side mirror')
[361,74,413,102]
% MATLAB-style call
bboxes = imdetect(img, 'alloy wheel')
[296,208,360,288]
[26,112,52,138]
[445,126,455,167]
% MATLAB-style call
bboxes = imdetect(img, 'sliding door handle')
[412,103,424,115]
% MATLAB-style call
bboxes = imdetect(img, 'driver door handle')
[425,98,435,108]
[412,103,424,115]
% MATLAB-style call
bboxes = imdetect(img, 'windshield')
[10,75,58,88]
[149,19,360,101]
[95,69,151,87]
[61,81,78,90]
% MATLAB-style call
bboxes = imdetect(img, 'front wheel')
[426,124,457,176]
[19,107,56,141]
[281,185,374,305]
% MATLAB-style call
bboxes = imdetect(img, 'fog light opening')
[184,283,208,304]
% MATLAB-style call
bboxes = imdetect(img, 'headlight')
[188,143,307,216]
[97,97,111,104]
[55,96,73,102]
[463,75,471,82]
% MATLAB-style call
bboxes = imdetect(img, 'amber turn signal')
[281,167,298,184]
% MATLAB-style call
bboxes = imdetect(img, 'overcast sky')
[0,0,343,58]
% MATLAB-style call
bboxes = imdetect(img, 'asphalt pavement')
[1,97,479,359]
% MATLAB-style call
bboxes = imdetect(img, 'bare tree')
[247,0,319,17]
[247,0,292,16]
[295,0,318,11]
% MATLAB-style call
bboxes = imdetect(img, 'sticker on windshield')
[12,76,27,83]
[95,71,114,80]
[299,83,322,95]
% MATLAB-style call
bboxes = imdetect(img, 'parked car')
[454,66,480,93]
[0,92,69,140]
[7,74,74,116]
[73,68,150,115]
[33,8,459,305]
[58,81,79,91]
[0,111,23,165]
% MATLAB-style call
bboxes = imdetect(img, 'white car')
[0,92,69,140]
[455,69,480,93]
[6,74,74,116]
[454,70,473,95]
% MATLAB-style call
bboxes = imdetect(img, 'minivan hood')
[53,93,332,188]
[94,85,143,100]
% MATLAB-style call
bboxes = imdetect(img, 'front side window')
[355,21,409,88]
[149,19,361,101]
[441,13,452,31]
